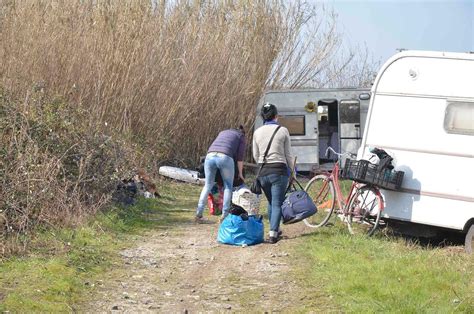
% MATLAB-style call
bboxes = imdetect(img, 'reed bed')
[1,0,375,163]
[0,0,376,251]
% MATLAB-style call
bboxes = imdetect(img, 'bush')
[0,88,136,254]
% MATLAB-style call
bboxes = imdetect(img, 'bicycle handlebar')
[325,146,357,159]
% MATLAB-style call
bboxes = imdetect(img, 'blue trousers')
[196,152,234,217]
[259,173,289,232]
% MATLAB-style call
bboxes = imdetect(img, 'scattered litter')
[112,169,161,205]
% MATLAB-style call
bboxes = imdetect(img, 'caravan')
[359,51,474,252]
[254,88,371,172]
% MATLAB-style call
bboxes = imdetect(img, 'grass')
[292,225,474,313]
[1,180,472,312]
[0,181,198,312]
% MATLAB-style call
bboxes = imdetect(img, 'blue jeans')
[259,173,289,232]
[196,152,234,217]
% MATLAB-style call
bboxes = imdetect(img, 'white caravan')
[255,88,371,172]
[359,50,474,251]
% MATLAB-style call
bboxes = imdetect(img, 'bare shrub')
[310,44,380,88]
[0,89,133,254]
[267,3,379,89]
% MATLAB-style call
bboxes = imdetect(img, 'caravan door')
[339,100,362,157]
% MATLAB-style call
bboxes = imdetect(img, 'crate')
[232,187,261,215]
[342,159,404,191]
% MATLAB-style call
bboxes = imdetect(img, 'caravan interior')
[317,100,339,162]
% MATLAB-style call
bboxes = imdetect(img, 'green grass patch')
[293,226,474,312]
[0,181,199,312]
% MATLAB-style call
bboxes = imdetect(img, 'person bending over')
[195,126,246,222]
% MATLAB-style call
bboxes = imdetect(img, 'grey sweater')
[252,124,294,167]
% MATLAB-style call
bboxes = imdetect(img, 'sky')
[320,0,473,63]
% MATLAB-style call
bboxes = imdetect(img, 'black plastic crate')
[341,159,370,182]
[342,159,404,191]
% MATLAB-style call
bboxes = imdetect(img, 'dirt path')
[85,212,315,313]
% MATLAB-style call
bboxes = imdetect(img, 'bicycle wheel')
[346,185,382,236]
[303,174,336,228]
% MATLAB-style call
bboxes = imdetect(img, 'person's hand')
[239,174,245,182]
[219,213,229,223]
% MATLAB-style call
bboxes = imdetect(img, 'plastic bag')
[217,214,264,246]
[208,184,223,215]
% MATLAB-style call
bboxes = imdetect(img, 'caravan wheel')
[465,225,474,254]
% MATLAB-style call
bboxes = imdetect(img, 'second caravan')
[254,88,371,172]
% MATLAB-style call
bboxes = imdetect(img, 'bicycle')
[302,147,385,236]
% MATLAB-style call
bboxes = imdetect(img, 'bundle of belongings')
[369,147,394,172]
[232,186,260,216]
[217,204,264,246]
[112,170,160,205]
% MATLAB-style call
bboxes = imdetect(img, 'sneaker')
[268,230,281,244]
[194,215,205,224]
[269,236,279,244]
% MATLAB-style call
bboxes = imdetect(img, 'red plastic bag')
[208,185,223,215]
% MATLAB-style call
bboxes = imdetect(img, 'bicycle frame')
[315,160,385,214]
[303,147,387,234]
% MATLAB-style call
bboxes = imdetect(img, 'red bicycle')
[303,147,385,236]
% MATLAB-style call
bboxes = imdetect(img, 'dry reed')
[1,0,375,164]
[0,0,377,250]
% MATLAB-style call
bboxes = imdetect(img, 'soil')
[84,214,315,313]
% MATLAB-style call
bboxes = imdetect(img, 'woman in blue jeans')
[252,103,294,243]
[195,127,246,222]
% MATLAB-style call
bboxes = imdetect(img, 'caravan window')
[444,101,474,136]
[339,100,360,124]
[279,115,305,136]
